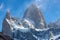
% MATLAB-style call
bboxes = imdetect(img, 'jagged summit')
[23,4,40,18]
[23,4,47,29]
[28,3,38,10]
[5,9,10,19]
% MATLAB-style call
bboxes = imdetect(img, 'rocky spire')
[23,4,47,29]
[2,9,13,38]
[5,9,10,19]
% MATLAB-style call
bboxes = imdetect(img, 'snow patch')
[6,18,30,33]
[23,19,35,29]
[35,28,49,31]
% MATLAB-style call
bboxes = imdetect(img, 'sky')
[0,0,60,32]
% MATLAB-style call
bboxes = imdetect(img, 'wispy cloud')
[34,0,48,10]
[0,3,3,10]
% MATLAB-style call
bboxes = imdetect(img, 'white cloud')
[35,0,41,1]
[0,3,3,10]
[34,0,48,10]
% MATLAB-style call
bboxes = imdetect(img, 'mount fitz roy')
[2,4,60,40]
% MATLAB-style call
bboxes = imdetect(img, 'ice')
[6,18,30,33]
[33,34,38,39]
[23,18,35,29]
[34,28,49,31]
[6,18,60,40]
[54,34,60,39]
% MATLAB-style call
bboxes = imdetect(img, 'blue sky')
[0,0,60,32]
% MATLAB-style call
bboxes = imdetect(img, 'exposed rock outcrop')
[2,10,13,38]
[23,4,47,29]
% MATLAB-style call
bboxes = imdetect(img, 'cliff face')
[23,4,47,29]
[2,10,13,38]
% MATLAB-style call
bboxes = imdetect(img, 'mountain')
[2,10,13,38]
[48,19,60,29]
[23,4,47,29]
[2,4,60,40]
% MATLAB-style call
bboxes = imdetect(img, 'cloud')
[35,0,41,1]
[0,3,3,10]
[34,0,48,10]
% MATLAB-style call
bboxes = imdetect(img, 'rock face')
[23,4,47,29]
[2,10,13,38]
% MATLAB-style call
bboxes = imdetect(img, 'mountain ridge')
[2,4,60,40]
